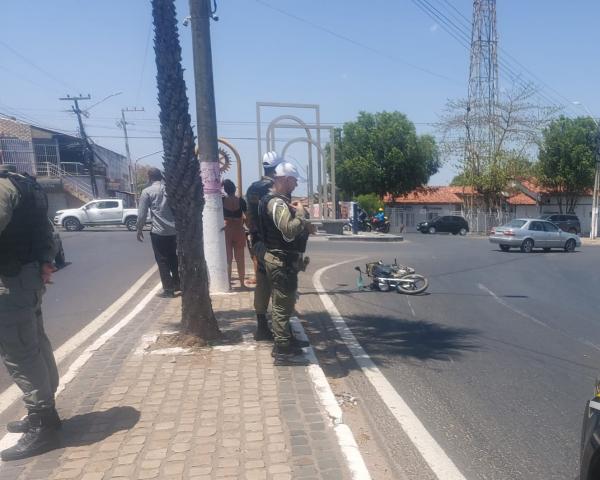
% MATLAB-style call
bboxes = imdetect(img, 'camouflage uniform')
[0,167,61,461]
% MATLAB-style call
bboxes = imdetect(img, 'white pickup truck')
[54,199,141,232]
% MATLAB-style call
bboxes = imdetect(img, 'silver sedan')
[489,218,581,253]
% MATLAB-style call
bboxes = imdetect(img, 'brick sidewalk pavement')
[0,289,352,480]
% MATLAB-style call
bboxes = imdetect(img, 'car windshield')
[503,220,527,228]
[539,214,552,220]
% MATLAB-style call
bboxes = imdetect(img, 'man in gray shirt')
[136,168,179,297]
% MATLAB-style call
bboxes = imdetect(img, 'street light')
[573,101,600,239]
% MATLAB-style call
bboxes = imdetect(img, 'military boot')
[1,411,61,461]
[7,408,61,433]
[272,343,310,366]
[254,314,274,341]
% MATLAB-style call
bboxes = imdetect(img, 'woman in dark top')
[222,179,248,288]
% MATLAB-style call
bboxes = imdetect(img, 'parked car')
[54,199,140,232]
[489,218,581,252]
[49,219,66,268]
[579,381,600,479]
[417,215,469,235]
[540,213,581,235]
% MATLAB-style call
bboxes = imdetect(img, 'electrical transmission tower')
[465,0,498,199]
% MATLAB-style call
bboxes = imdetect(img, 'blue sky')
[1,1,599,195]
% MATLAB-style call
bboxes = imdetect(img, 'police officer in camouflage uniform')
[245,152,282,341]
[0,164,61,461]
[258,162,315,366]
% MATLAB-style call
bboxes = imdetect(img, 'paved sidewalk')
[0,289,352,480]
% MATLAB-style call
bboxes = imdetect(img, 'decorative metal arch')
[218,137,242,196]
[265,115,316,202]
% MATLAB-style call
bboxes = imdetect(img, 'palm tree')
[151,0,219,340]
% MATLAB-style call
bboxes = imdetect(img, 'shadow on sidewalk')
[159,307,257,347]
[59,406,140,448]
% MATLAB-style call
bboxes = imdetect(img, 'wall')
[386,204,459,232]
[540,195,593,234]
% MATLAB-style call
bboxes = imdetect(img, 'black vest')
[258,193,309,254]
[0,172,50,275]
[246,177,273,236]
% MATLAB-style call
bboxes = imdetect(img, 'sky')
[2,0,599,196]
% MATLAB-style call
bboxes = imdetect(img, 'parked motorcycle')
[343,217,372,232]
[371,217,391,233]
[355,259,429,295]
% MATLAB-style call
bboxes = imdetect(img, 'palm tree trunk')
[151,0,219,339]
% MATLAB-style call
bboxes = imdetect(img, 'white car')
[54,199,140,232]
[489,218,581,253]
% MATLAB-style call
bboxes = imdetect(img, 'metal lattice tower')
[465,0,498,180]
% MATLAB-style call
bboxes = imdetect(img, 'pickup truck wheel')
[63,218,82,232]
[125,217,138,232]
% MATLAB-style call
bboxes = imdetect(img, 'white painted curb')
[291,317,372,480]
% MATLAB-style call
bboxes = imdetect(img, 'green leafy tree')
[334,111,440,198]
[537,116,598,213]
[355,193,383,214]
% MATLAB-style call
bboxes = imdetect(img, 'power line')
[0,39,77,92]
[135,24,153,106]
[413,0,575,111]
[253,0,460,84]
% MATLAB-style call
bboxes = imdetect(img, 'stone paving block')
[18,292,353,480]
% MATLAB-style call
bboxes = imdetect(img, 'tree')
[334,111,440,198]
[152,0,219,340]
[439,84,557,212]
[355,193,383,214]
[134,164,152,195]
[537,116,598,213]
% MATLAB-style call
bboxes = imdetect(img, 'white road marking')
[0,281,162,457]
[478,283,600,353]
[407,297,416,317]
[0,264,158,415]
[477,283,550,329]
[313,260,467,480]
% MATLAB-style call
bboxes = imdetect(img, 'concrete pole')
[330,127,336,219]
[189,0,229,292]
[589,156,598,240]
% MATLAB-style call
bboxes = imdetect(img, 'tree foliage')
[355,193,383,214]
[334,111,440,198]
[439,84,557,211]
[537,116,598,213]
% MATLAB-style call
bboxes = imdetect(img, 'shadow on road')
[302,311,481,379]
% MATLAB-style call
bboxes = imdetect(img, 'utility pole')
[188,0,229,292]
[59,94,98,198]
[118,106,144,206]
[591,128,600,239]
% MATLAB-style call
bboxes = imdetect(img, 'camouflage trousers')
[0,262,59,412]
[264,251,299,347]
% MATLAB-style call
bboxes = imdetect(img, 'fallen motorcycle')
[355,260,429,295]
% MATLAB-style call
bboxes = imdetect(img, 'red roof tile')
[506,193,537,205]
[385,186,463,205]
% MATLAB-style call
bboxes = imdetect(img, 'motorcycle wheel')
[365,223,372,232]
[396,274,429,295]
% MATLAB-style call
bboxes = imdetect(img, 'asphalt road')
[301,234,600,480]
[0,228,156,393]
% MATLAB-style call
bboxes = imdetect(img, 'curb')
[291,317,372,480]
[327,235,404,242]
